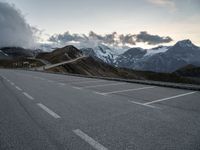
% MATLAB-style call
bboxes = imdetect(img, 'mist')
[0,2,35,48]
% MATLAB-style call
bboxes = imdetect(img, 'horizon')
[0,0,200,49]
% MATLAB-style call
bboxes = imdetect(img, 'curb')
[33,69,200,91]
[1,68,200,91]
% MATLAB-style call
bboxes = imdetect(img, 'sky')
[0,0,200,49]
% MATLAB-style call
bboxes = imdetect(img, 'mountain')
[0,47,44,68]
[82,40,200,73]
[81,45,119,65]
[0,47,40,58]
[133,40,200,72]
[36,45,83,64]
[115,47,146,68]
[0,49,10,60]
[0,45,199,85]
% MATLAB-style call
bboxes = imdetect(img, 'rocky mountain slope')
[81,40,200,73]
[0,45,199,85]
[36,45,83,64]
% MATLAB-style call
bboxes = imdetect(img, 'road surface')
[0,69,200,150]
[36,56,87,71]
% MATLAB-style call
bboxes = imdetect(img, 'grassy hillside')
[36,45,83,64]
[47,56,200,85]
[0,58,44,68]
[174,64,200,77]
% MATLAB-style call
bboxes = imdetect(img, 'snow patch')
[144,46,169,56]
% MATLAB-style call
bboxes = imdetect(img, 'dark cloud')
[0,2,36,48]
[135,31,173,45]
[88,31,118,45]
[48,31,172,48]
[49,31,85,44]
[119,34,135,45]
[49,31,135,48]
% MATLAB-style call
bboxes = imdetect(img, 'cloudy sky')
[0,0,200,49]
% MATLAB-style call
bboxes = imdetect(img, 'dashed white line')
[15,86,22,91]
[144,91,197,105]
[37,103,61,119]
[79,82,127,89]
[73,86,83,90]
[23,92,34,100]
[73,129,108,150]
[95,86,155,95]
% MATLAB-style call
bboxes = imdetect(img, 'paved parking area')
[1,69,200,150]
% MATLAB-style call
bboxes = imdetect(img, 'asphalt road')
[0,69,200,150]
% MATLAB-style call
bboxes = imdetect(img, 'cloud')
[48,31,173,48]
[119,34,135,45]
[147,0,176,11]
[0,2,36,48]
[135,31,173,45]
[48,31,136,48]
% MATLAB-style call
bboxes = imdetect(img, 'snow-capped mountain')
[115,47,146,68]
[81,45,119,65]
[117,40,200,72]
[80,40,200,73]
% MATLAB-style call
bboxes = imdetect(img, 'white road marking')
[144,91,197,105]
[37,103,61,119]
[79,82,127,89]
[73,86,82,90]
[128,100,157,109]
[10,82,15,85]
[15,86,22,91]
[23,92,34,100]
[47,80,54,83]
[96,86,155,95]
[73,129,108,150]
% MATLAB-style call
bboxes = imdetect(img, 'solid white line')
[96,86,155,95]
[128,100,157,109]
[10,82,15,85]
[73,86,83,90]
[37,103,61,119]
[23,92,34,100]
[15,86,22,91]
[144,91,197,105]
[73,129,108,150]
[80,82,127,89]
